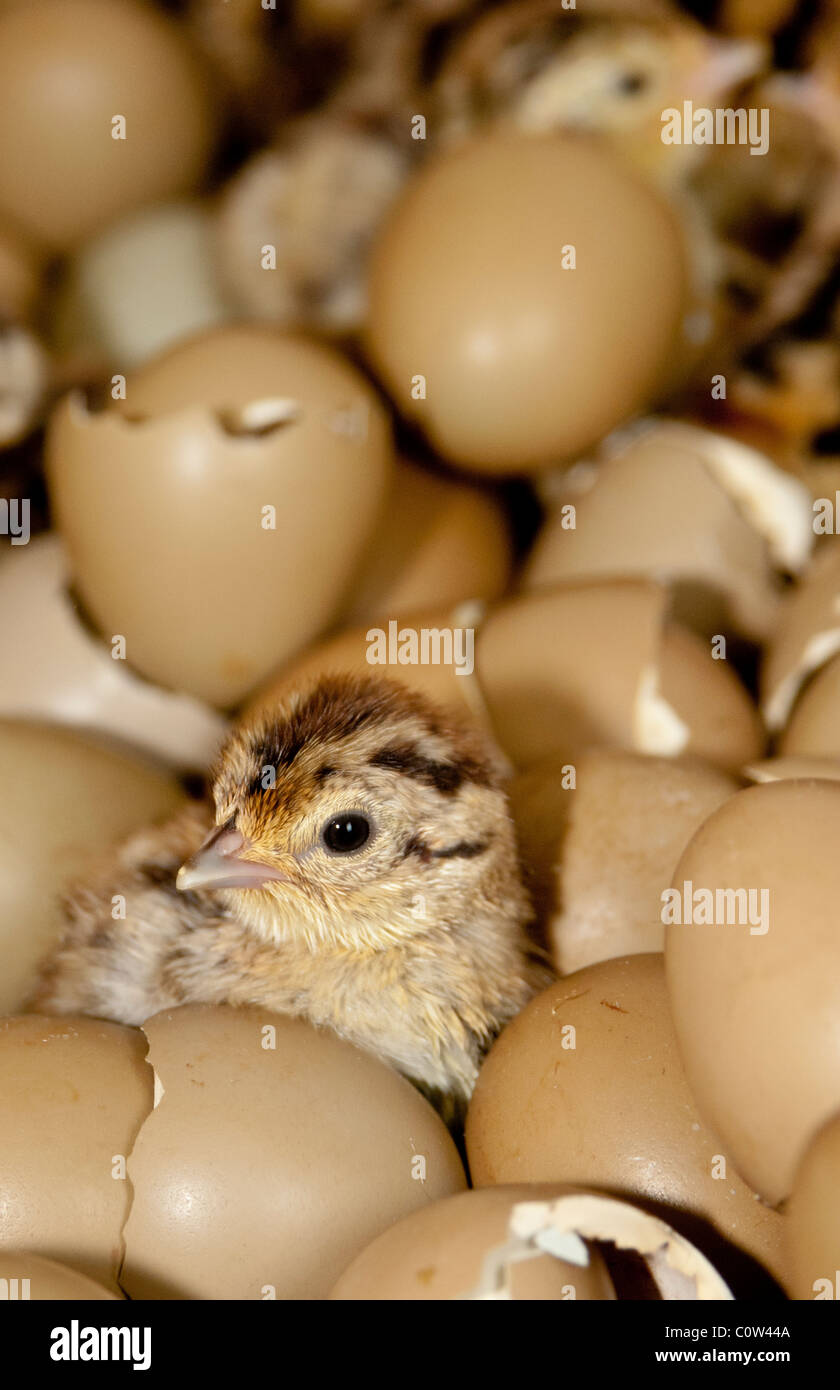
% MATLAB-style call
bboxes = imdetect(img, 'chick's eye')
[322,813,371,854]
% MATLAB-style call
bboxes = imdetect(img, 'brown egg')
[0,722,182,1013]
[0,537,228,772]
[477,583,763,771]
[121,1005,466,1300]
[665,780,840,1204]
[340,458,512,625]
[524,422,812,641]
[0,1253,121,1300]
[779,653,840,758]
[785,1111,840,1301]
[0,1015,152,1290]
[510,751,738,973]
[0,0,215,251]
[366,130,688,473]
[761,547,840,734]
[0,217,42,321]
[466,955,785,1285]
[46,327,393,708]
[330,1185,616,1300]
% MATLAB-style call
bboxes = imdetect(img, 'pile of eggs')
[2,0,840,1301]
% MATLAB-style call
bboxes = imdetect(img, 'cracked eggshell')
[340,458,512,625]
[744,755,840,783]
[46,327,393,708]
[121,1005,466,1300]
[366,129,687,474]
[524,422,812,641]
[329,1185,616,1300]
[477,582,763,771]
[0,722,182,1012]
[0,536,228,771]
[761,547,840,733]
[466,954,785,1286]
[785,1111,840,1301]
[0,1253,121,1300]
[0,1015,153,1290]
[665,780,840,1205]
[0,0,216,252]
[780,654,840,758]
[509,751,738,973]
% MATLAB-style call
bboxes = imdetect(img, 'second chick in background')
[32,674,548,1114]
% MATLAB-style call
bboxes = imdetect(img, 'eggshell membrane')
[466,954,785,1283]
[340,458,512,625]
[121,1005,467,1300]
[0,0,216,251]
[665,780,840,1204]
[366,129,687,473]
[0,721,182,1012]
[523,425,783,641]
[329,1185,616,1300]
[0,1253,121,1300]
[46,328,393,708]
[510,751,738,974]
[779,652,840,758]
[0,536,228,771]
[0,1015,153,1289]
[478,583,763,771]
[785,1111,840,1300]
[761,546,840,732]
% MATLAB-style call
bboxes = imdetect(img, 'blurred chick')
[32,674,545,1111]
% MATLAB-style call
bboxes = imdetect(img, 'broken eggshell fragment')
[509,750,738,973]
[761,546,840,734]
[46,326,393,708]
[525,420,813,642]
[121,1005,466,1300]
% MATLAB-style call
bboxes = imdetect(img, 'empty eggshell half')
[0,721,182,1012]
[0,0,216,251]
[761,546,840,733]
[509,751,738,973]
[524,421,812,641]
[0,1252,122,1300]
[366,129,687,473]
[330,1185,616,1300]
[785,1110,840,1301]
[665,780,840,1205]
[466,955,785,1285]
[121,1005,466,1300]
[0,1015,152,1290]
[0,536,228,771]
[46,327,393,708]
[339,458,512,625]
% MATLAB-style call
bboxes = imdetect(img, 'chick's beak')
[176,824,291,893]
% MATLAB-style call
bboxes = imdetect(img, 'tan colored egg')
[0,537,228,772]
[779,653,840,758]
[0,0,215,251]
[477,583,763,771]
[744,755,840,783]
[46,327,393,708]
[761,546,840,734]
[524,422,812,641]
[0,1015,152,1290]
[341,458,512,625]
[121,1005,466,1300]
[330,1185,616,1300]
[785,1111,840,1301]
[0,721,182,1012]
[0,1253,121,1300]
[366,129,687,474]
[510,751,738,973]
[0,217,42,321]
[466,955,785,1287]
[665,780,840,1204]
